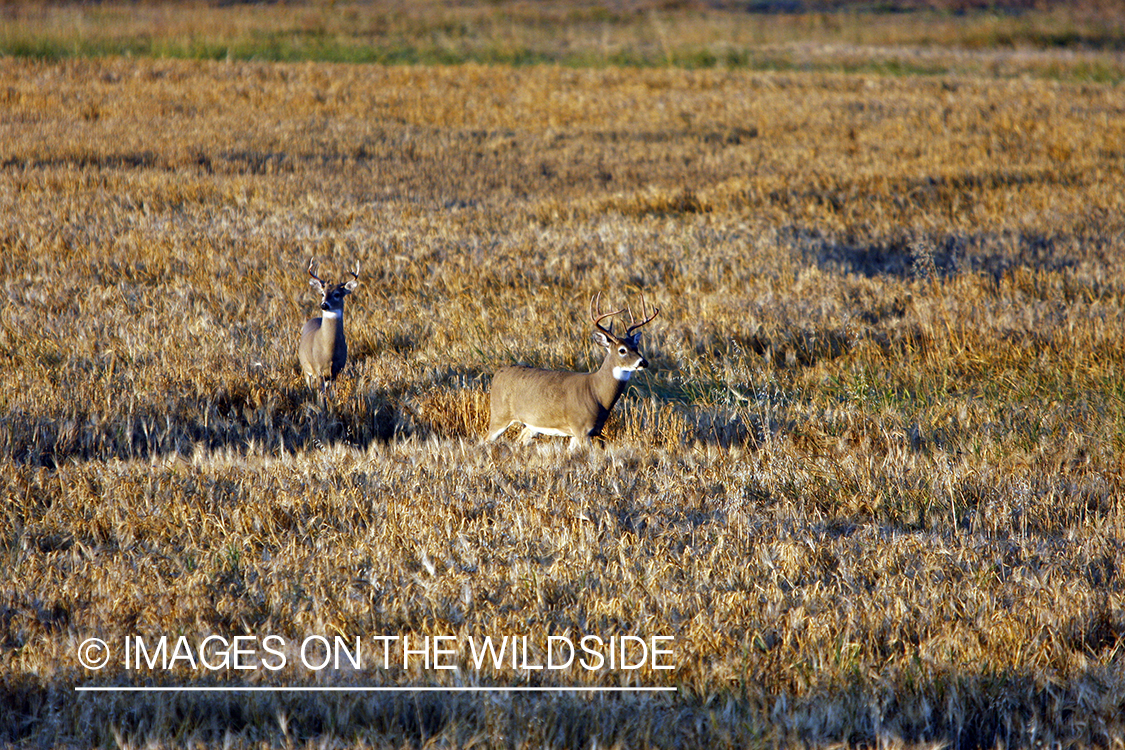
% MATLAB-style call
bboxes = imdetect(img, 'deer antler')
[625,290,660,337]
[307,259,324,285]
[350,262,359,282]
[590,292,627,337]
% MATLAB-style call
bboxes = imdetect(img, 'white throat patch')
[612,367,633,382]
[321,310,341,319]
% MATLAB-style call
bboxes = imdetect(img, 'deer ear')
[309,277,325,291]
[592,330,613,349]
[344,279,358,292]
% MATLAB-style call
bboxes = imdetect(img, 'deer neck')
[318,308,346,345]
[589,354,630,411]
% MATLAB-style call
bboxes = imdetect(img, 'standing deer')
[298,260,359,393]
[486,293,659,447]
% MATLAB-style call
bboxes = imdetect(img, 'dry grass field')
[3,2,1125,748]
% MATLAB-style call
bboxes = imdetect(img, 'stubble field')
[3,3,1125,748]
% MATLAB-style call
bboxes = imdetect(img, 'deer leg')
[485,419,514,442]
[569,434,595,451]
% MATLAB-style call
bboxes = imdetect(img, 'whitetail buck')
[486,293,659,447]
[298,260,359,393]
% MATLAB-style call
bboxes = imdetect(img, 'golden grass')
[2,42,1125,749]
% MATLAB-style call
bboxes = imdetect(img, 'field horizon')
[3,2,1125,748]
[3,0,1125,81]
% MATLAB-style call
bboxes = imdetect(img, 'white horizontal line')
[76,686,676,693]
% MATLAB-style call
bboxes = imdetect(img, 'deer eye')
[617,346,627,355]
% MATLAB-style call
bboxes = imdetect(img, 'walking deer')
[486,293,659,447]
[298,260,359,393]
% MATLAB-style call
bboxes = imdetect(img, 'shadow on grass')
[796,225,1089,282]
[5,666,1125,749]
[5,679,694,748]
[0,384,404,467]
